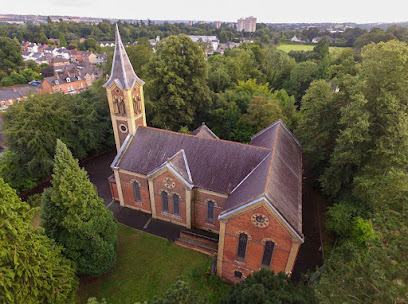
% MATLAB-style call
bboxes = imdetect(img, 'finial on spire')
[103,23,144,90]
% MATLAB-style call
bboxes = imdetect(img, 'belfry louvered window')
[133,182,141,202]
[261,241,275,266]
[161,191,169,212]
[173,194,180,215]
[237,233,248,259]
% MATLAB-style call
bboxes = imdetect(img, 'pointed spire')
[103,24,144,90]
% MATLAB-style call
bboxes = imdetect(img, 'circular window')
[251,213,270,228]
[119,124,128,133]
[163,177,175,189]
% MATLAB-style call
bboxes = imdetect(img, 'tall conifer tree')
[0,178,78,303]
[41,139,118,276]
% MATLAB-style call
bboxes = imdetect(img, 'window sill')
[235,257,246,264]
[259,264,271,270]
[133,200,142,206]
[160,211,182,220]
[205,221,215,226]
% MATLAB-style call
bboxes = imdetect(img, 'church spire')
[103,24,144,90]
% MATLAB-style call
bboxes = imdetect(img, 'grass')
[76,224,230,304]
[277,43,344,53]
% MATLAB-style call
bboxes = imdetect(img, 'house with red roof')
[106,25,304,282]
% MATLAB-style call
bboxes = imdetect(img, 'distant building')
[291,36,306,43]
[0,85,38,113]
[237,16,257,32]
[189,21,194,26]
[237,18,245,32]
[40,72,87,95]
[215,21,222,29]
[188,35,219,54]
[199,21,205,25]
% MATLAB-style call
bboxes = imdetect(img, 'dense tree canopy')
[220,270,316,304]
[0,178,78,303]
[41,140,118,276]
[0,80,113,191]
[146,34,212,130]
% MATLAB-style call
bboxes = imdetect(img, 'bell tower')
[103,24,146,152]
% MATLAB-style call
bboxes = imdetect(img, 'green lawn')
[76,224,230,304]
[277,44,344,53]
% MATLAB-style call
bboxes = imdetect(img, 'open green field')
[278,44,344,53]
[76,224,230,304]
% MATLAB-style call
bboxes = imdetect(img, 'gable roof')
[115,126,270,194]
[103,24,144,90]
[114,120,303,238]
[222,121,303,236]
[191,124,219,139]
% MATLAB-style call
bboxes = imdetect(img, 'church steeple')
[104,24,144,90]
[104,24,147,152]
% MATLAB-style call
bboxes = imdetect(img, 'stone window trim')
[160,210,182,220]
[235,230,252,240]
[261,238,280,248]
[260,241,276,268]
[236,232,249,261]
[131,180,142,203]
[203,198,219,208]
[205,199,216,224]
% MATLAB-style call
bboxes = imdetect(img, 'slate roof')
[103,24,144,90]
[114,121,303,237]
[0,85,36,102]
[44,74,82,86]
[191,124,219,139]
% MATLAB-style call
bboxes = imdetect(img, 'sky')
[4,0,408,24]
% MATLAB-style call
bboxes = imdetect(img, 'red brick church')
[106,25,304,282]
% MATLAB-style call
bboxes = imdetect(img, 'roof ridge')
[168,149,193,183]
[263,122,281,193]
[140,126,272,151]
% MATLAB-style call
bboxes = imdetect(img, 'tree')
[239,95,284,132]
[0,178,78,303]
[220,269,316,304]
[285,61,319,102]
[0,37,23,75]
[353,28,396,50]
[59,32,67,47]
[147,34,212,130]
[1,80,113,191]
[41,140,118,276]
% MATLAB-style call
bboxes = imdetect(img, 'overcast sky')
[4,0,408,24]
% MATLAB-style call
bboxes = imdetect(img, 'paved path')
[82,150,323,279]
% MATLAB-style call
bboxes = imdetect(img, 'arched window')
[172,194,180,215]
[237,233,248,259]
[161,191,169,212]
[133,182,141,202]
[261,241,275,266]
[207,201,215,223]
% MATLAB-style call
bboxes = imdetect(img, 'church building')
[106,25,304,282]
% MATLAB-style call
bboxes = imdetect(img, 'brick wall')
[152,170,188,227]
[221,204,293,282]
[193,189,226,233]
[119,171,151,213]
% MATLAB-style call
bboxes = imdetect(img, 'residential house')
[40,72,87,95]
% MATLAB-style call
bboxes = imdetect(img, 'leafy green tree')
[146,34,212,130]
[0,178,78,304]
[150,278,206,304]
[285,61,319,102]
[220,269,316,304]
[41,140,118,276]
[0,36,23,75]
[239,95,284,132]
[59,32,67,46]
[353,28,396,50]
[1,80,113,191]
[321,40,408,198]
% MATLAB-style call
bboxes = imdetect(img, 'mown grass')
[76,224,230,304]
[277,43,343,53]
